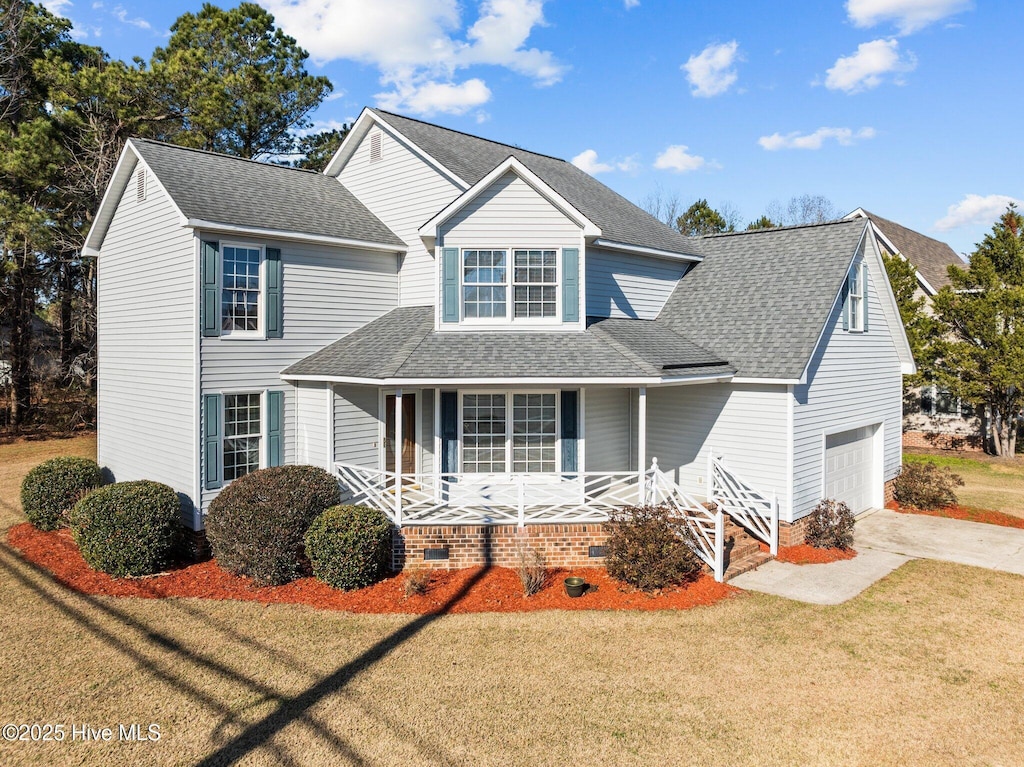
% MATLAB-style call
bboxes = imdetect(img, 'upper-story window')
[845,261,867,332]
[461,248,558,321]
[221,244,263,334]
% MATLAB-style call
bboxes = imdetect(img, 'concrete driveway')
[729,508,1024,605]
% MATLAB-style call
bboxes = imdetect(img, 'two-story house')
[84,108,914,579]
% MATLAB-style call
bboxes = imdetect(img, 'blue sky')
[44,0,1023,256]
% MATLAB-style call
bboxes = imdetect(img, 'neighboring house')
[84,109,914,579]
[844,209,979,450]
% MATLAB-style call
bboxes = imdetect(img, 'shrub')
[515,544,547,597]
[893,460,964,510]
[403,568,431,597]
[206,465,340,586]
[804,498,856,550]
[69,480,182,577]
[604,504,701,592]
[304,504,393,590]
[20,456,102,531]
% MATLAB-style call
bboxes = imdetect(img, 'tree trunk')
[9,243,35,427]
[58,252,74,374]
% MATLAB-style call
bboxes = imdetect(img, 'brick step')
[722,517,773,581]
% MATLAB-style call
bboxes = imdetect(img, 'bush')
[604,504,701,592]
[804,498,856,550]
[515,545,547,596]
[69,480,182,577]
[21,456,103,531]
[403,568,431,597]
[304,505,393,590]
[206,465,340,586]
[893,460,963,510]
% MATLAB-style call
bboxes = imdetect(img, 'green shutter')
[440,391,458,473]
[267,390,284,467]
[441,247,459,323]
[562,248,579,323]
[201,241,220,337]
[266,247,283,338]
[560,390,578,473]
[841,273,850,332]
[203,393,222,489]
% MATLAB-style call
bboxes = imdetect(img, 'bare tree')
[638,185,686,228]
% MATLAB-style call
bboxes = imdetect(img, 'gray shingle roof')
[371,109,700,256]
[658,219,869,379]
[283,307,734,381]
[131,138,404,248]
[860,209,965,291]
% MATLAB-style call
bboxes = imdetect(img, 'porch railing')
[335,458,728,582]
[708,449,779,556]
[647,459,726,582]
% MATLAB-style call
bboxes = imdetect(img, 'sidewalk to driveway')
[729,508,1024,605]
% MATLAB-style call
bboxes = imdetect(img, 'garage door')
[824,425,876,513]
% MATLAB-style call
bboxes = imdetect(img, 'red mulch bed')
[759,542,857,565]
[887,500,1024,529]
[6,523,736,614]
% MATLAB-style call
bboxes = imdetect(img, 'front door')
[385,394,417,479]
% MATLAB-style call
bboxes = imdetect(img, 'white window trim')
[458,246,563,327]
[220,241,266,340]
[848,261,866,333]
[921,384,972,419]
[457,390,562,475]
[220,389,266,485]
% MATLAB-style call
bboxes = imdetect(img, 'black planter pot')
[564,576,586,598]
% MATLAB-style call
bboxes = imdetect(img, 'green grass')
[1,436,1023,765]
[904,449,1024,517]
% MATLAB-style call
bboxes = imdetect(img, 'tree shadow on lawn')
[0,527,498,765]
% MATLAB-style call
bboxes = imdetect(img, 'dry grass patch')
[1,437,1023,766]
[904,449,1024,517]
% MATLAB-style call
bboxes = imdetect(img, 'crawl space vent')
[423,547,449,561]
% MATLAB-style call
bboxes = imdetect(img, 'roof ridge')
[130,137,322,176]
[388,307,438,377]
[701,219,862,239]
[371,108,568,165]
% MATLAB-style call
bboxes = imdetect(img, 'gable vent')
[136,167,147,202]
[369,131,382,163]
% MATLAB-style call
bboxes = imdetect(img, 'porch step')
[722,517,772,581]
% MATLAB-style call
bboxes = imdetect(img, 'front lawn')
[904,449,1024,518]
[1,436,1022,766]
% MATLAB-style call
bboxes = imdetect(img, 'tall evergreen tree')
[881,251,936,389]
[676,199,730,236]
[151,2,332,159]
[932,205,1024,457]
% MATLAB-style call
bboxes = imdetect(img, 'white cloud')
[41,0,73,16]
[653,145,708,173]
[258,0,564,116]
[759,126,877,150]
[682,41,741,97]
[113,6,151,29]
[935,194,1023,231]
[570,149,639,175]
[324,90,347,102]
[846,0,972,35]
[375,78,492,116]
[824,38,916,93]
[624,0,640,8]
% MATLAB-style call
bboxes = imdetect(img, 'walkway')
[729,508,1024,605]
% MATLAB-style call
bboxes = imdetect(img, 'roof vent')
[369,131,382,163]
[136,167,147,202]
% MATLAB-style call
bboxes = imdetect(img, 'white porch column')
[637,386,647,502]
[394,388,403,525]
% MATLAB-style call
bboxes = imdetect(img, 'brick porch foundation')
[393,524,609,570]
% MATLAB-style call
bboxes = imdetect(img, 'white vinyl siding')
[645,383,791,514]
[200,235,398,511]
[97,162,196,519]
[334,384,380,468]
[583,387,633,472]
[586,248,688,320]
[337,125,461,306]
[793,244,903,520]
[295,381,331,469]
[420,388,435,475]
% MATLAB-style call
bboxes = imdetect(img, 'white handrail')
[708,448,779,556]
[647,463,726,582]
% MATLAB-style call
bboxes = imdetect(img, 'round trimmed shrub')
[206,465,340,586]
[69,480,182,577]
[21,456,102,531]
[305,505,393,590]
[605,504,702,592]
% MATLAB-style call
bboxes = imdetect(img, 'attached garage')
[824,424,880,513]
